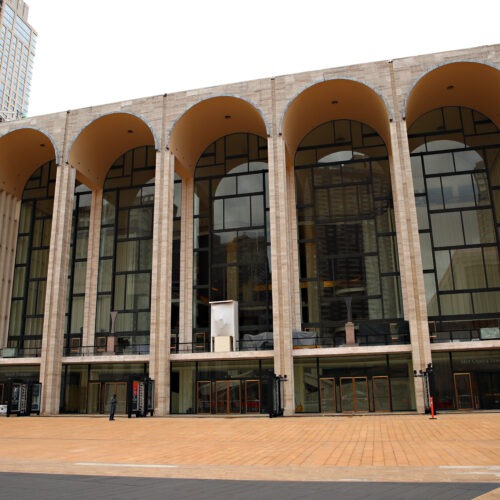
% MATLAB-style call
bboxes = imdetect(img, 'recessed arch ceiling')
[68,112,156,189]
[406,62,500,129]
[169,96,268,176]
[282,79,392,160]
[0,128,56,198]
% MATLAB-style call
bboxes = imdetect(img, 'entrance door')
[454,373,474,409]
[372,376,391,412]
[197,381,212,414]
[319,378,336,413]
[340,377,369,412]
[215,380,241,414]
[103,382,127,415]
[245,380,260,413]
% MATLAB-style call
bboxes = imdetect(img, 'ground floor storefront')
[59,363,151,416]
[432,350,500,410]
[170,359,276,415]
[293,354,416,413]
[0,349,499,415]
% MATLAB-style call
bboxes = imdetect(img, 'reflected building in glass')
[0,44,498,416]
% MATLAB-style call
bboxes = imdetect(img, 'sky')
[26,0,499,117]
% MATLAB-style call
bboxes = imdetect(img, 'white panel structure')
[210,300,238,351]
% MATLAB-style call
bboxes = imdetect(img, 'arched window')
[409,106,500,341]
[8,160,56,355]
[95,146,155,353]
[193,133,272,345]
[295,120,404,346]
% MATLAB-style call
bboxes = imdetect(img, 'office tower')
[0,0,36,121]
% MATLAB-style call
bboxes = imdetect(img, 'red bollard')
[430,396,436,419]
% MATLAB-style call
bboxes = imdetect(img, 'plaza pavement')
[0,413,499,497]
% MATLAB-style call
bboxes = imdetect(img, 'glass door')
[319,378,336,413]
[197,381,212,414]
[216,380,241,414]
[372,376,391,412]
[245,380,260,413]
[340,377,369,412]
[454,373,474,409]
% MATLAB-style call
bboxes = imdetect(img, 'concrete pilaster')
[39,163,76,414]
[150,149,174,416]
[82,188,102,347]
[179,176,194,345]
[0,191,20,347]
[388,119,432,413]
[267,131,295,415]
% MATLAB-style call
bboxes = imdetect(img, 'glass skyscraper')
[0,0,36,121]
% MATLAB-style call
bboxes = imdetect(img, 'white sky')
[26,0,499,117]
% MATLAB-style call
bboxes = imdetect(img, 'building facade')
[0,44,498,417]
[0,0,36,121]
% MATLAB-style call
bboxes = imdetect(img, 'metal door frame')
[215,380,241,414]
[196,380,212,414]
[340,376,369,412]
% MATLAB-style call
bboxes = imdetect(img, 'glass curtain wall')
[409,107,500,341]
[193,133,272,347]
[8,160,56,355]
[95,146,155,353]
[64,183,91,353]
[294,120,404,347]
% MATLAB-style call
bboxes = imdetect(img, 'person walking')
[109,394,117,420]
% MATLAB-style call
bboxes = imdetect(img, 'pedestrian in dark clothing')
[109,394,117,420]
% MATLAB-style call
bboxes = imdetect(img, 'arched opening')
[294,119,404,347]
[282,79,392,162]
[193,133,272,348]
[409,106,500,334]
[7,160,57,355]
[68,113,156,189]
[95,146,156,354]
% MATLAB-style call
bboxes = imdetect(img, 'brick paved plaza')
[0,413,499,489]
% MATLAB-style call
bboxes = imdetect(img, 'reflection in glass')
[193,133,272,341]
[8,161,56,351]
[96,146,155,349]
[409,107,500,320]
[295,120,403,343]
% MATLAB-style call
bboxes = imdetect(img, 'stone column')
[149,149,174,416]
[39,163,76,415]
[267,132,295,415]
[81,188,102,348]
[0,191,20,347]
[389,119,432,413]
[179,176,194,346]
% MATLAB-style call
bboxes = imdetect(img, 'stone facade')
[0,44,498,416]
